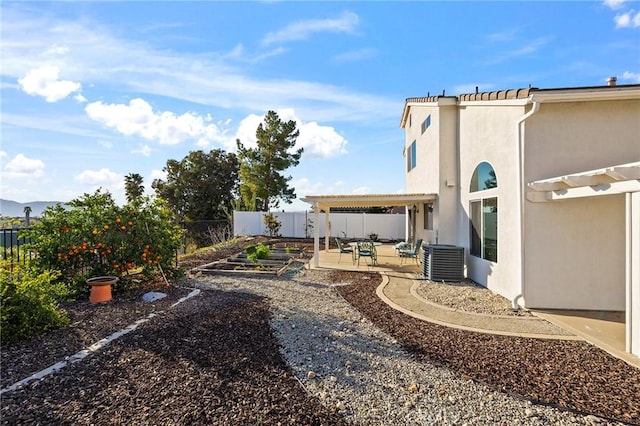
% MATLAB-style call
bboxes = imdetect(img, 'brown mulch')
[1,289,346,425]
[0,284,191,389]
[333,270,640,425]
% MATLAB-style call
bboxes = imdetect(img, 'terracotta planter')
[87,276,118,304]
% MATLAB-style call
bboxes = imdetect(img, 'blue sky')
[1,1,639,212]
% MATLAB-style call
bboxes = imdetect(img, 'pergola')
[300,193,436,268]
[526,161,640,355]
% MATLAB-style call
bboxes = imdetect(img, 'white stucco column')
[325,210,330,251]
[313,202,320,268]
[626,192,640,356]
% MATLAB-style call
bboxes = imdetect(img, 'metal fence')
[1,228,32,266]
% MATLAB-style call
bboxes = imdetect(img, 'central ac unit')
[422,244,465,281]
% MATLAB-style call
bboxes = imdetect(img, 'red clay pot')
[87,276,118,304]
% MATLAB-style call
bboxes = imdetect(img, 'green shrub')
[1,262,69,345]
[245,243,271,263]
[263,213,281,237]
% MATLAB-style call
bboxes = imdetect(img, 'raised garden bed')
[192,245,308,277]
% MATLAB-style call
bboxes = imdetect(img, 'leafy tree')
[263,212,281,237]
[24,189,183,295]
[236,111,303,211]
[124,173,145,204]
[152,149,239,222]
[24,206,32,227]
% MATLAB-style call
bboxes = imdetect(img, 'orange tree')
[23,189,183,295]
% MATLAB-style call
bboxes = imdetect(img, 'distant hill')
[0,199,69,218]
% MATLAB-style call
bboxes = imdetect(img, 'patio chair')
[399,238,423,265]
[335,237,354,264]
[393,240,411,255]
[356,241,377,267]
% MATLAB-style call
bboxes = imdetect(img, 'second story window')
[406,140,417,172]
[421,114,431,134]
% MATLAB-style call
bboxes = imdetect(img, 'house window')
[470,161,497,192]
[407,140,417,171]
[421,114,431,134]
[469,162,498,262]
[424,203,433,230]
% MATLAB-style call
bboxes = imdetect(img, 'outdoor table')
[348,241,382,247]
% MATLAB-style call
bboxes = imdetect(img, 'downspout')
[514,99,540,309]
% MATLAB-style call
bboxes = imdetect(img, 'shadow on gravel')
[0,289,347,426]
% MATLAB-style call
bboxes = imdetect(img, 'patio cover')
[527,161,640,357]
[526,161,640,202]
[300,193,437,267]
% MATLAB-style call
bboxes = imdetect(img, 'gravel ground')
[194,269,639,425]
[2,240,639,425]
[414,279,534,316]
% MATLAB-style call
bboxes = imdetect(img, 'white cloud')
[150,169,168,182]
[131,144,152,156]
[486,37,553,65]
[0,151,7,159]
[614,10,640,28]
[74,168,121,185]
[292,177,346,197]
[296,122,348,158]
[85,98,227,146]
[18,65,82,102]
[2,9,397,124]
[2,153,45,178]
[333,48,378,64]
[44,44,70,56]
[604,0,628,10]
[351,186,371,195]
[262,11,359,46]
[233,109,347,159]
[485,28,520,42]
[622,71,640,82]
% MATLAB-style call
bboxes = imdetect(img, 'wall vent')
[422,244,465,281]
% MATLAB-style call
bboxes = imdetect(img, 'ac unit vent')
[422,244,465,282]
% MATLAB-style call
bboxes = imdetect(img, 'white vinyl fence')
[233,211,406,240]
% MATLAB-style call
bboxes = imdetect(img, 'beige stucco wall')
[435,104,459,246]
[458,103,526,301]
[523,99,640,310]
[405,104,440,244]
[525,99,640,180]
[524,195,626,309]
[404,102,459,246]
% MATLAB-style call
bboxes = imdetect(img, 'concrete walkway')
[378,272,579,339]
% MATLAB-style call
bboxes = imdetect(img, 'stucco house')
[399,81,639,357]
[303,80,639,359]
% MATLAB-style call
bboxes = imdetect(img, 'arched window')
[470,161,497,192]
[469,162,498,262]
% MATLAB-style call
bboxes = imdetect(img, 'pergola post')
[313,202,320,268]
[325,209,330,251]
